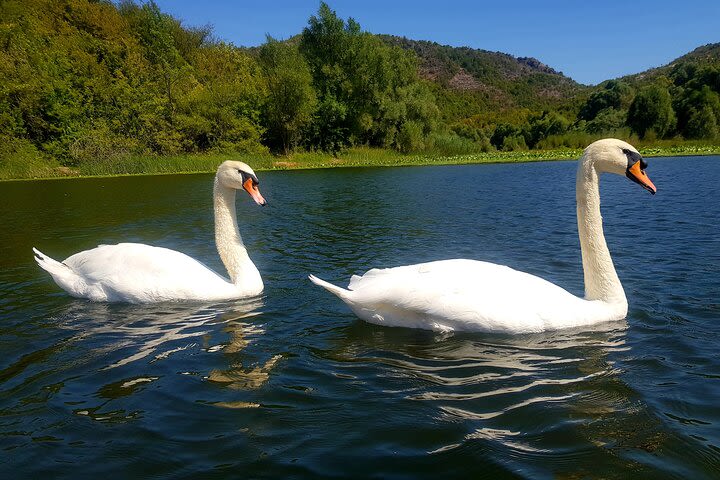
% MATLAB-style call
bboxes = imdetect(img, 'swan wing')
[341,259,611,333]
[62,243,238,302]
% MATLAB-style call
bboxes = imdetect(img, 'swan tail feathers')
[308,275,351,300]
[33,248,69,275]
[33,248,84,294]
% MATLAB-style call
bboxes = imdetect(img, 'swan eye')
[622,148,646,169]
[238,170,259,186]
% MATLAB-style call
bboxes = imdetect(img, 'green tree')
[578,80,632,121]
[304,94,349,155]
[525,111,569,148]
[686,105,719,139]
[122,1,189,122]
[299,3,354,152]
[627,83,676,138]
[585,107,626,134]
[259,38,317,154]
[299,2,438,153]
[397,121,424,153]
[501,134,527,151]
[674,85,720,138]
[183,43,267,153]
[490,123,519,150]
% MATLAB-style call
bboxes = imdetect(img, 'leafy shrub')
[428,132,492,155]
[397,121,425,153]
[0,136,58,179]
[686,106,719,139]
[585,108,626,134]
[501,134,527,151]
[627,83,676,139]
[68,121,141,166]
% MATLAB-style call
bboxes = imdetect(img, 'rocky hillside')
[380,35,587,115]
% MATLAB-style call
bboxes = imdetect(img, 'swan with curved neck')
[310,139,657,333]
[34,161,267,303]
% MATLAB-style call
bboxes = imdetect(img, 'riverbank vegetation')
[4,143,718,181]
[1,0,719,180]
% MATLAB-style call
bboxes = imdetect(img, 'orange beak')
[626,161,657,194]
[243,177,267,206]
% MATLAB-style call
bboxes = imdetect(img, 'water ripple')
[1,159,720,478]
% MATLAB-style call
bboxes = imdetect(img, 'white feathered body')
[309,139,654,334]
[310,259,625,334]
[33,160,266,304]
[34,243,262,303]
[309,140,654,333]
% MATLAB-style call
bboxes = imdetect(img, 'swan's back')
[61,243,240,302]
[310,139,653,332]
[328,259,621,333]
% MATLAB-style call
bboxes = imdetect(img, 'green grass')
[2,144,719,182]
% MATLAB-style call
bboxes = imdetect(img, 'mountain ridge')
[381,35,720,88]
[379,35,584,112]
[617,42,720,85]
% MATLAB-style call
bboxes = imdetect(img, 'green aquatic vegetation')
[3,145,718,181]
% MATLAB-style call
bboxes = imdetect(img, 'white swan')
[34,161,267,303]
[309,139,657,334]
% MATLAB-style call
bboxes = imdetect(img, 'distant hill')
[1,0,717,178]
[380,36,719,144]
[665,42,720,68]
[618,42,720,85]
[380,36,587,119]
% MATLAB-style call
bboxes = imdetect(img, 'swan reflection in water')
[56,296,281,414]
[319,318,673,467]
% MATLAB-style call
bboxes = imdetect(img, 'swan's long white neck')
[213,177,260,287]
[576,157,627,307]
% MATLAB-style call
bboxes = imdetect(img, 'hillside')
[381,36,719,147]
[381,35,586,115]
[0,0,718,180]
[570,42,720,142]
[620,43,720,85]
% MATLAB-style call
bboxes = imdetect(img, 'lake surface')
[1,157,719,479]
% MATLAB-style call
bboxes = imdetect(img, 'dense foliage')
[386,37,720,149]
[0,0,267,171]
[0,0,718,175]
[297,4,439,154]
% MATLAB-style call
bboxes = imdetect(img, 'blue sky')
[153,0,719,85]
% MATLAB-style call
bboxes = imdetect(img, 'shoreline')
[2,146,719,183]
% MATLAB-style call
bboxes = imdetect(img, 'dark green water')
[1,157,719,478]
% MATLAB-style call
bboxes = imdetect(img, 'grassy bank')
[2,144,720,181]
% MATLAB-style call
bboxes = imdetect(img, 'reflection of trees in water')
[60,297,265,369]
[205,334,282,409]
[208,354,282,391]
[55,297,281,416]
[201,301,283,400]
